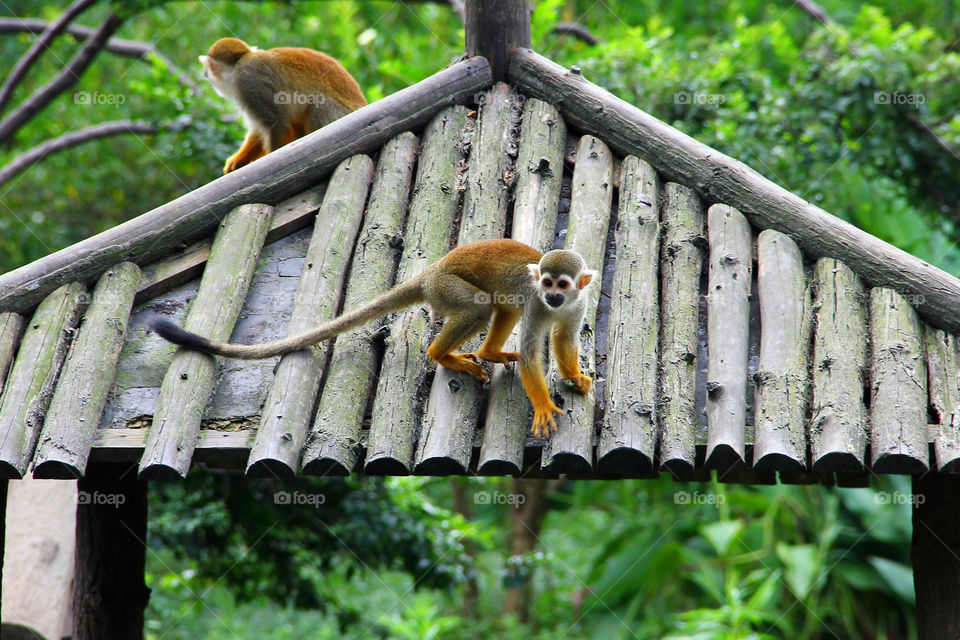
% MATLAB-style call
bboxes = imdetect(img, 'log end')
[138,463,187,481]
[704,444,746,471]
[246,458,296,479]
[659,457,696,474]
[0,460,24,479]
[414,457,468,476]
[364,456,411,476]
[597,447,653,474]
[753,452,805,473]
[812,451,865,474]
[541,452,592,475]
[301,457,352,477]
[32,460,83,479]
[872,453,928,475]
[477,459,522,476]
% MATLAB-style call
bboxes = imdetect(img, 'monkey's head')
[527,250,597,311]
[199,38,253,95]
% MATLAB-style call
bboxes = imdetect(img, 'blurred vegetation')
[2,0,953,637]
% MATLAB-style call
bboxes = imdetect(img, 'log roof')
[0,52,958,483]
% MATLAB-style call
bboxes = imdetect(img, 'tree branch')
[0,18,199,91]
[793,0,830,24]
[0,120,165,189]
[0,11,125,145]
[552,21,600,45]
[0,0,98,114]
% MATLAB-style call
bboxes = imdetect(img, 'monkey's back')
[438,239,543,300]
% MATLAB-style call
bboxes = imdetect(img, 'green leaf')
[776,543,819,597]
[700,519,744,556]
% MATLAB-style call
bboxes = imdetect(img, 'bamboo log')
[869,288,928,473]
[507,49,960,334]
[658,184,705,472]
[0,283,85,478]
[926,327,960,471]
[0,312,25,395]
[246,156,375,477]
[135,184,327,304]
[479,98,565,475]
[810,259,868,472]
[138,203,273,480]
[541,134,613,473]
[0,57,491,313]
[364,107,469,474]
[416,85,522,475]
[300,134,417,475]
[33,263,141,478]
[704,204,751,470]
[597,156,661,472]
[752,230,811,470]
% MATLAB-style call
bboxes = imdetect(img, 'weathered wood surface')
[810,259,868,472]
[302,134,418,475]
[0,57,492,313]
[364,107,469,475]
[541,135,613,473]
[508,49,960,334]
[465,0,531,81]
[657,184,705,472]
[246,156,374,478]
[0,312,25,395]
[704,204,751,470]
[0,283,85,478]
[33,263,141,478]
[752,230,810,471]
[869,288,928,473]
[479,97,565,475]
[926,327,960,471]
[597,156,660,473]
[138,203,274,480]
[135,184,327,304]
[416,85,521,475]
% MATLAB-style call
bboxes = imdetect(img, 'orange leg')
[223,130,265,174]
[476,307,520,368]
[426,312,490,382]
[520,359,563,439]
[552,322,591,395]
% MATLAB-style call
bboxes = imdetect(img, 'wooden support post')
[73,463,149,640]
[465,0,531,82]
[913,473,960,639]
[0,478,6,609]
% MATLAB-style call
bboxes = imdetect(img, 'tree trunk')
[504,478,556,623]
[450,479,480,615]
[913,474,960,638]
[73,463,149,640]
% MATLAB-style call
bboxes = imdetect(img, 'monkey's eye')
[542,278,553,288]
[557,280,569,290]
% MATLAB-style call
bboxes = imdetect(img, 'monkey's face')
[527,263,597,311]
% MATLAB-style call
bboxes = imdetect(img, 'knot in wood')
[706,380,723,397]
[388,233,404,249]
[533,157,552,175]
[448,378,463,393]
[180,372,189,380]
[721,254,740,265]
[631,402,654,417]
[570,65,582,75]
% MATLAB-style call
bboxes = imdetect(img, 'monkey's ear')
[527,264,540,281]
[577,270,599,289]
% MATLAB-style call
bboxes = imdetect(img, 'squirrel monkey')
[150,239,597,438]
[200,37,366,174]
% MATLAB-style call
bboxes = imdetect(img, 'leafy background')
[3,0,958,637]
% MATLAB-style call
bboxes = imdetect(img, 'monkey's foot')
[475,350,520,370]
[531,401,563,439]
[438,352,489,382]
[223,154,248,174]
[563,373,592,395]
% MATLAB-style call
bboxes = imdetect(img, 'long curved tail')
[150,278,424,359]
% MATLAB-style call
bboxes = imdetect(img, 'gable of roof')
[0,54,957,482]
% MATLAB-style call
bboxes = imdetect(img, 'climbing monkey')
[150,239,597,438]
[200,37,366,173]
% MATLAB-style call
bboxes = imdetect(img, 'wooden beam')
[913,473,960,639]
[0,56,492,314]
[508,48,960,334]
[73,463,149,640]
[465,0,530,82]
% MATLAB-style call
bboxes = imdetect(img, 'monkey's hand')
[563,372,592,395]
[531,400,563,439]
[223,154,245,174]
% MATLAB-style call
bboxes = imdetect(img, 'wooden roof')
[0,54,958,482]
